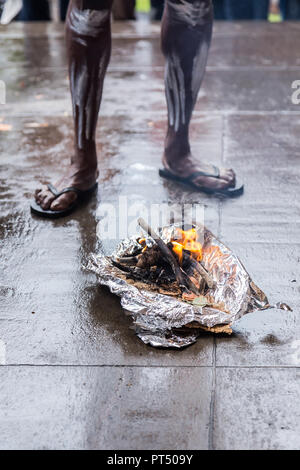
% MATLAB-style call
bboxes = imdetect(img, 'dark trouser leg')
[213,0,226,19]
[35,0,113,211]
[18,0,51,21]
[253,0,270,19]
[60,0,70,21]
[224,0,269,20]
[285,0,300,19]
[151,0,165,20]
[161,0,235,190]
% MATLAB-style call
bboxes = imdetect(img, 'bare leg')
[35,0,113,211]
[161,0,235,190]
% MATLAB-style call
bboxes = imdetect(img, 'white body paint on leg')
[166,0,211,28]
[68,6,110,38]
[164,0,212,131]
[165,52,186,131]
[68,7,111,149]
[191,40,209,106]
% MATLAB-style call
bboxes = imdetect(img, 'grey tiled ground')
[213,368,300,450]
[0,20,299,450]
[0,366,212,450]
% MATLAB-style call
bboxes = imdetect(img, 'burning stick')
[185,254,215,289]
[137,218,199,294]
[195,262,214,289]
[115,255,139,266]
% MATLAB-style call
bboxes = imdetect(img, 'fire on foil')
[88,219,281,349]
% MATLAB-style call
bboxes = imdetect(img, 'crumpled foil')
[87,224,270,349]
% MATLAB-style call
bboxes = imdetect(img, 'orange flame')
[138,237,147,252]
[171,242,184,263]
[171,228,202,264]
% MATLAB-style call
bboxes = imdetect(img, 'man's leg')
[161,0,235,190]
[35,0,113,211]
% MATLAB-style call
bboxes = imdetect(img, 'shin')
[161,0,213,160]
[66,0,113,171]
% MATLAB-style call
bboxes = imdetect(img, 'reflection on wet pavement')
[0,21,299,450]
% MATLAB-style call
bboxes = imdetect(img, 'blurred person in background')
[16,0,69,21]
[60,0,69,20]
[150,1,270,21]
[151,0,164,20]
[112,0,135,20]
[224,0,270,20]
[0,0,5,15]
[16,0,136,21]
[18,0,51,21]
[280,0,300,18]
[213,0,226,19]
[61,0,137,21]
[32,0,240,218]
[151,0,226,20]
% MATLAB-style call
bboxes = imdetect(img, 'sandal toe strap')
[189,165,220,182]
[47,184,81,199]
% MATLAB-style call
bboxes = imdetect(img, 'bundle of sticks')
[112,218,215,298]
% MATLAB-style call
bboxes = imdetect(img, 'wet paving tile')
[3,28,300,71]
[209,28,300,68]
[2,19,300,40]
[220,114,300,245]
[215,113,299,367]
[0,22,65,39]
[0,366,213,450]
[214,242,299,367]
[1,20,299,449]
[0,276,214,366]
[213,368,300,450]
[2,21,300,119]
[0,114,221,224]
[220,201,300,246]
[216,307,299,367]
[216,241,299,294]
[213,21,300,37]
[0,36,67,69]
[2,66,299,116]
[0,114,217,366]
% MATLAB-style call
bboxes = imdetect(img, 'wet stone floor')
[0,21,299,450]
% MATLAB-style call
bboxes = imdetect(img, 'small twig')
[115,256,139,266]
[181,250,214,289]
[192,259,215,289]
[111,258,134,273]
[138,218,199,294]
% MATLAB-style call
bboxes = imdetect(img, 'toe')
[50,192,77,212]
[40,193,55,210]
[35,186,49,205]
[193,175,232,190]
[35,190,44,204]
[221,168,236,186]
[228,169,236,186]
[35,189,42,199]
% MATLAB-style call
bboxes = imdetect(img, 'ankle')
[72,148,98,173]
[164,128,190,161]
[71,163,98,177]
[164,140,190,163]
